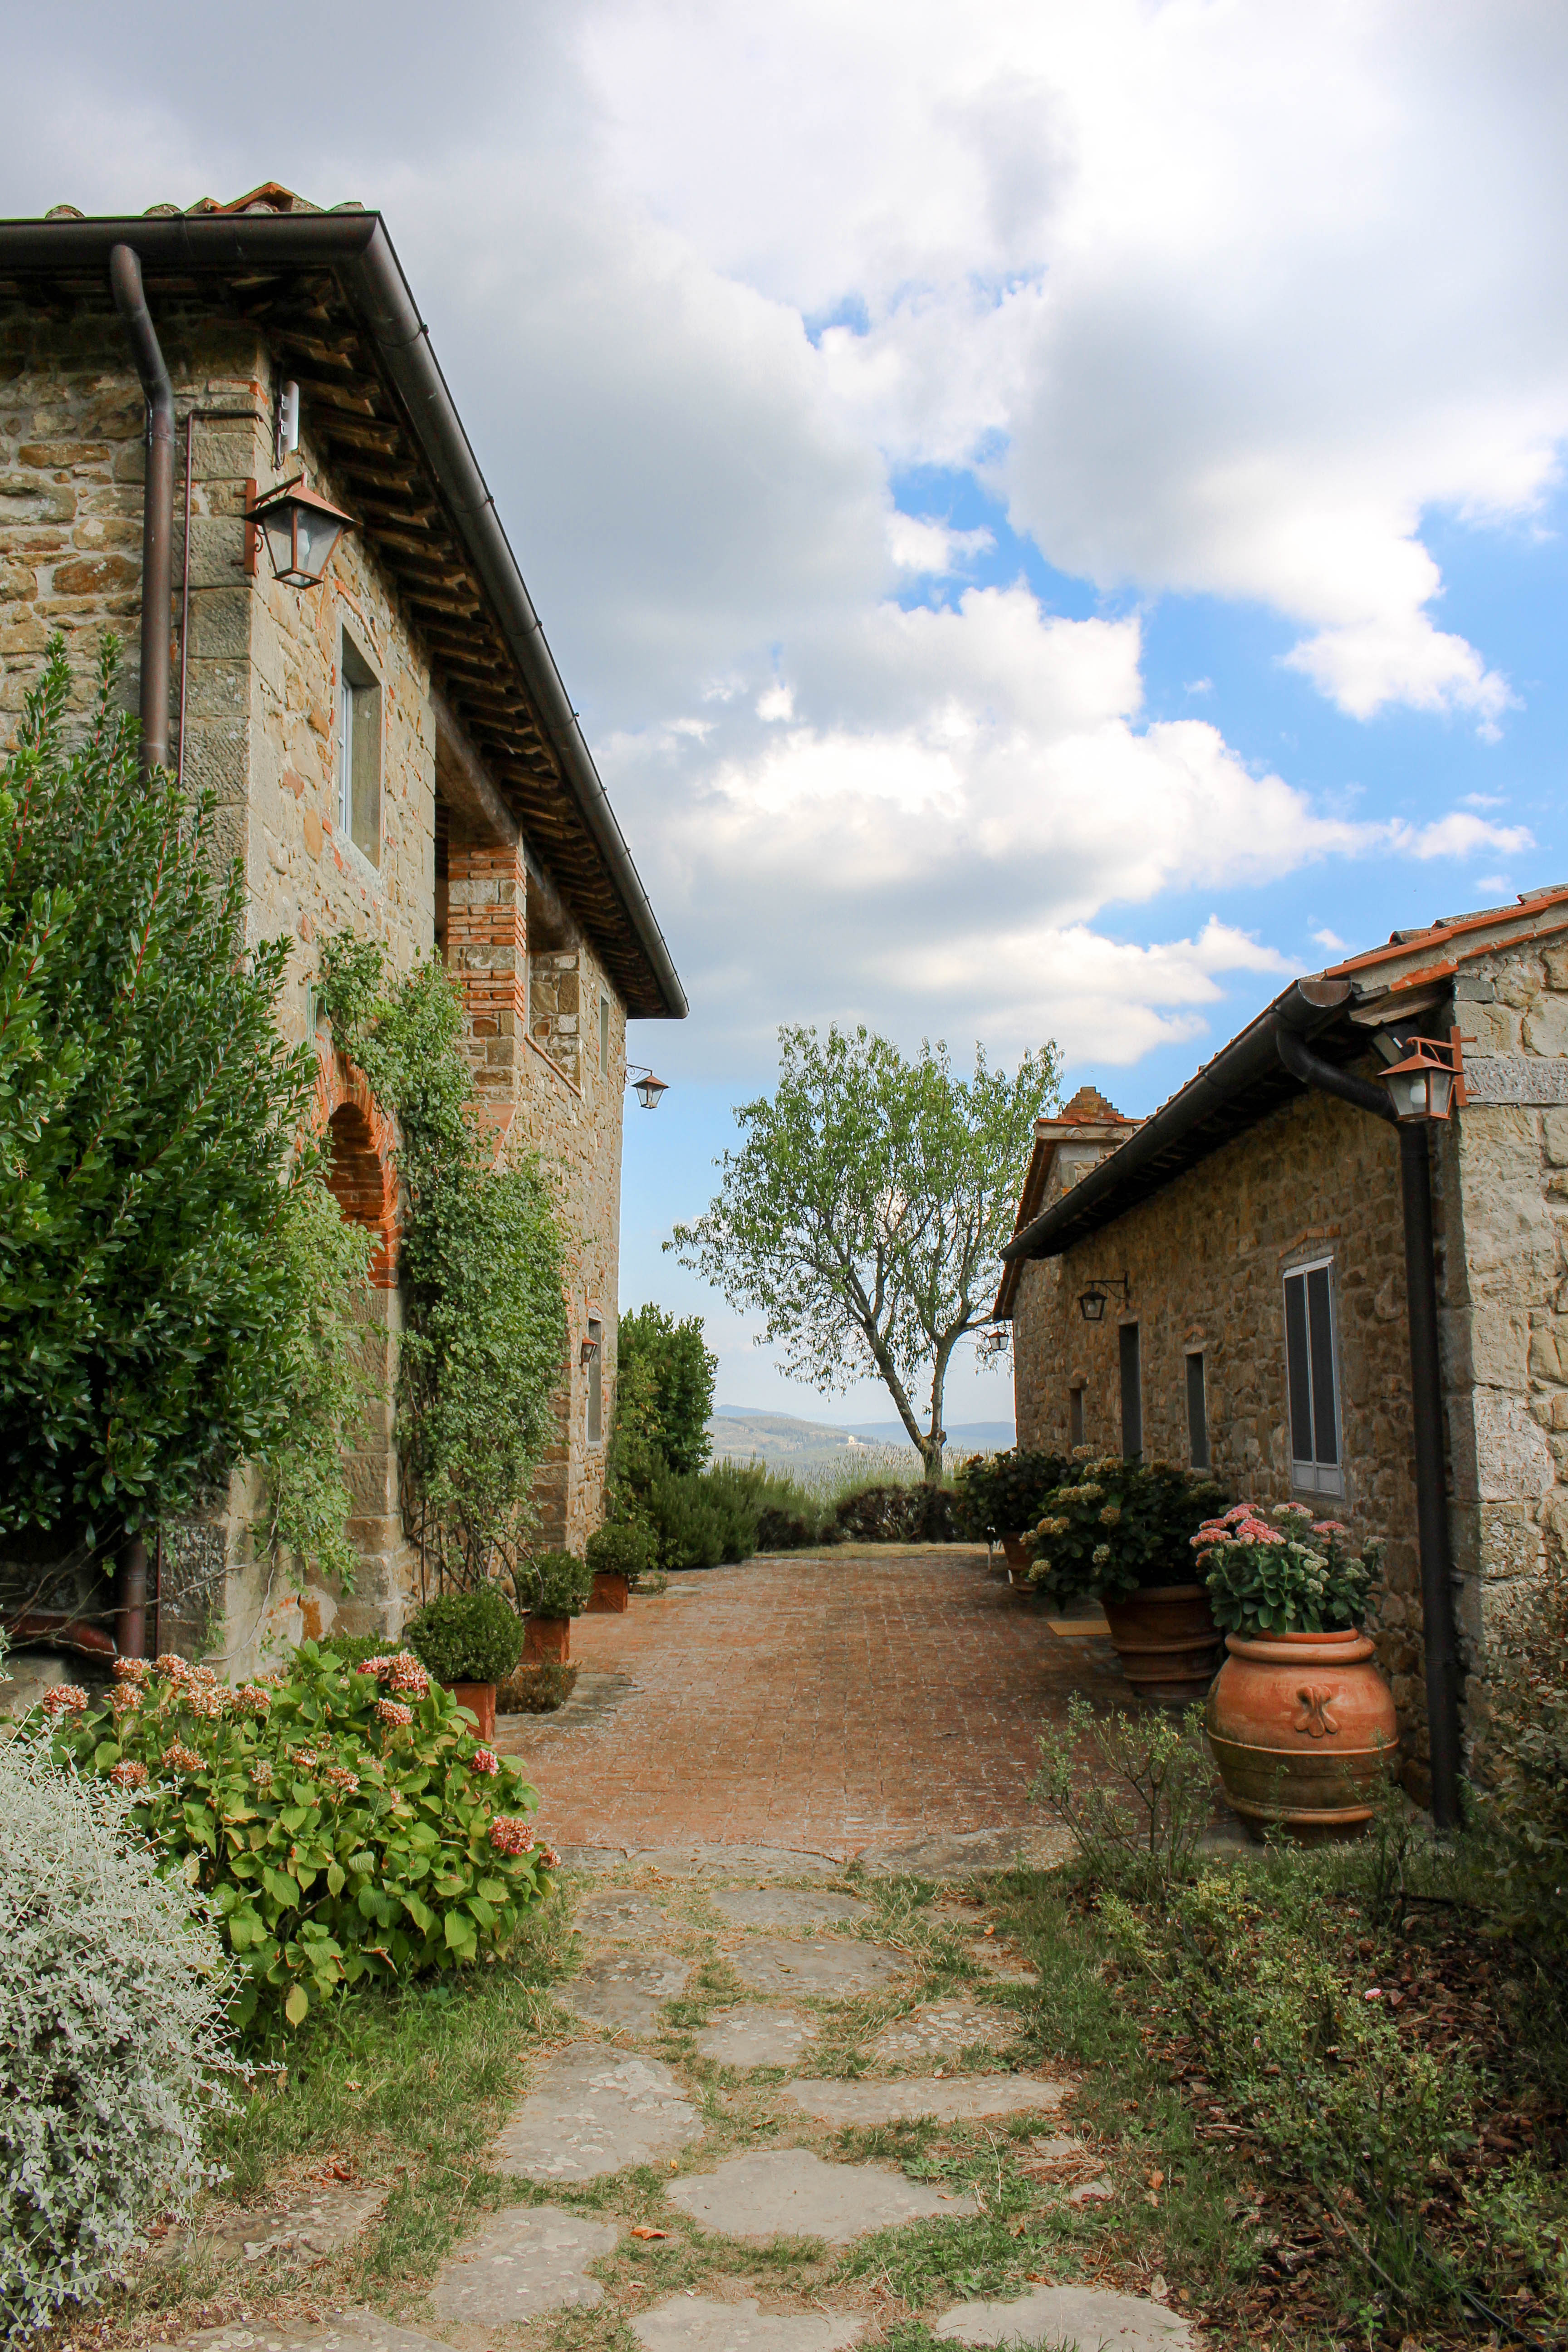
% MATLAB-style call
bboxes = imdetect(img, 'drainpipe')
[109,244,173,777]
[1275,1026,1463,1828]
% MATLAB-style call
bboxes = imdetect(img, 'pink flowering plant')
[37,1638,553,2037]
[1194,1503,1383,1638]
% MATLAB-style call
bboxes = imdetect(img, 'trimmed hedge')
[404,1587,526,1684]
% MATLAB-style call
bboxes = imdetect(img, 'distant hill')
[706,1406,1013,1475]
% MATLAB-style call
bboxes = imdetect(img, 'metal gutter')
[1,211,686,1019]
[1001,976,1352,1264]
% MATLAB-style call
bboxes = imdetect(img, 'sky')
[8,1,1568,1435]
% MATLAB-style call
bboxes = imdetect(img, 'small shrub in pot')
[403,1586,526,1684]
[523,1549,595,1618]
[1194,1502,1380,1636]
[586,1520,655,1585]
[1026,1457,1229,1604]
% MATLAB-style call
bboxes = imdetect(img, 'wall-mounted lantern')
[245,474,355,588]
[1077,1274,1131,1323]
[627,1064,668,1110]
[1378,1030,1469,1125]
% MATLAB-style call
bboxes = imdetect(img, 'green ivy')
[257,1173,374,1593]
[316,938,567,1591]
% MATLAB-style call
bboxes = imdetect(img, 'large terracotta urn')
[444,1680,496,1740]
[1206,1626,1398,1842]
[1100,1583,1224,1702]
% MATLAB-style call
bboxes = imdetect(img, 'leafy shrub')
[0,632,327,1546]
[953,1447,1073,1539]
[1472,1553,1568,1958]
[41,1643,553,2035]
[404,1586,526,1684]
[1026,1456,1228,1603]
[0,1738,240,2342]
[1195,1501,1381,1636]
[646,1464,758,1569]
[1031,1691,1215,1903]
[833,1480,961,1543]
[586,1520,655,1582]
[746,1469,829,1552]
[257,1171,373,1592]
[498,1662,578,1714]
[521,1549,595,1618]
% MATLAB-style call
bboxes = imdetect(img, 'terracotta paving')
[495,1545,1127,1855]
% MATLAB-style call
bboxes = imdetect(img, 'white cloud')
[756,683,795,722]
[1313,928,1349,954]
[887,513,995,574]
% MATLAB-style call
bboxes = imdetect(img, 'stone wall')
[1444,945,1568,1739]
[1013,1081,1445,1781]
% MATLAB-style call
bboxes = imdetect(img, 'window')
[1069,1387,1085,1449]
[1284,1260,1343,1494]
[337,627,381,865]
[586,1314,604,1447]
[1186,1351,1209,1469]
[599,991,610,1069]
[1118,1322,1142,1461]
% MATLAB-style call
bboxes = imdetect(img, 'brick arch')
[313,1046,400,1289]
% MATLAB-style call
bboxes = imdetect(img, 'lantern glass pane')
[261,506,298,580]
[1426,1068,1454,1119]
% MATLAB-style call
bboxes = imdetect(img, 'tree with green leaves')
[672,1025,1059,1481]
[608,1302,717,1510]
[0,636,353,1561]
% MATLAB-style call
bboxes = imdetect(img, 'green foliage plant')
[643,1464,757,1570]
[584,1519,655,1581]
[257,1172,374,1592]
[404,1587,526,1685]
[0,1735,241,2343]
[39,1642,553,2035]
[614,1302,716,1483]
[1026,1456,1228,1604]
[1470,1551,1568,1961]
[672,1024,1059,1482]
[317,939,567,1593]
[1031,1691,1215,1903]
[0,636,329,1546]
[832,1480,960,1544]
[953,1446,1072,1540]
[521,1549,594,1618]
[1194,1501,1381,1636]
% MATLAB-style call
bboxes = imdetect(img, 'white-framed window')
[1186,1349,1209,1470]
[1283,1258,1343,1495]
[337,625,382,866]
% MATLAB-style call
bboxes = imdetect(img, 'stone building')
[995,888,1568,1803]
[0,186,684,1674]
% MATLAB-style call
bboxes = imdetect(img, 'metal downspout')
[109,244,173,779]
[1275,1026,1463,1827]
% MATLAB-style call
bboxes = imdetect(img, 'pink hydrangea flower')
[323,1765,360,1796]
[489,1814,534,1857]
[376,1697,413,1729]
[362,1651,430,1699]
[110,1759,150,1791]
[113,1656,152,1684]
[539,1845,559,1868]
[232,1684,272,1717]
[163,1741,203,1774]
[40,1684,89,1717]
[108,1683,142,1718]
[470,1747,500,1774]
[1313,1520,1351,1537]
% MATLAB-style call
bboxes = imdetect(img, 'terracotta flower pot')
[523,1613,571,1666]
[1001,1534,1031,1575]
[445,1680,496,1740]
[1099,1582,1224,1703]
[588,1569,630,1614]
[1206,1626,1399,1843]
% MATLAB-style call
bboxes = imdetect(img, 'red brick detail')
[446,837,526,1109]
[313,1045,401,1289]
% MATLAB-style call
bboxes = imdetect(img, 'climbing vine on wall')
[318,938,567,1593]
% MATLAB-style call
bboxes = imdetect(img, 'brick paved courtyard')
[496,1545,1127,1858]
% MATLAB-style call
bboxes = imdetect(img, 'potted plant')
[519,1549,594,1663]
[1196,1504,1396,1842]
[1027,1457,1230,1699]
[402,1586,526,1740]
[954,1449,1072,1573]
[585,1520,653,1613]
